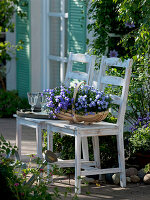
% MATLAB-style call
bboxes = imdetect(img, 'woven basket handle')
[72,81,86,122]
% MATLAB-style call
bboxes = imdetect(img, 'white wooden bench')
[14,52,96,159]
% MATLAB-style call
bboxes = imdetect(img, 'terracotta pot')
[136,152,150,168]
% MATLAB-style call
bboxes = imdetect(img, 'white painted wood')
[75,132,81,194]
[81,167,122,176]
[117,132,126,187]
[16,118,22,157]
[42,0,48,90]
[117,59,133,126]
[71,53,92,63]
[36,124,42,158]
[50,159,96,168]
[47,125,54,181]
[48,55,68,62]
[81,137,89,161]
[48,12,68,18]
[101,76,124,86]
[60,0,65,84]
[14,114,50,159]
[92,136,100,168]
[64,52,96,87]
[47,125,53,152]
[46,56,133,193]
[104,57,131,68]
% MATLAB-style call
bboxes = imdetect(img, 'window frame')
[42,0,68,90]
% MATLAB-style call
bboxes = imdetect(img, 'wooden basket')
[56,110,109,124]
[56,82,109,124]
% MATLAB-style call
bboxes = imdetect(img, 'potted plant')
[44,83,112,123]
[129,114,150,168]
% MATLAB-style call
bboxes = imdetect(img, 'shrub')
[129,126,150,154]
[0,89,30,118]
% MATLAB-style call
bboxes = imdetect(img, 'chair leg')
[92,136,101,180]
[117,133,126,187]
[92,136,100,168]
[75,132,81,194]
[82,137,89,161]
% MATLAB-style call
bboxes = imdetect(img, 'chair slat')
[64,52,96,87]
[71,53,91,63]
[101,76,124,86]
[104,57,130,68]
[67,71,89,82]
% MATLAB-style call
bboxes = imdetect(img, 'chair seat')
[47,120,119,136]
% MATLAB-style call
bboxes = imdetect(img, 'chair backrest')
[64,52,96,87]
[97,56,133,127]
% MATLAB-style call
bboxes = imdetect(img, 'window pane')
[49,60,60,88]
[49,0,60,12]
[49,16,60,56]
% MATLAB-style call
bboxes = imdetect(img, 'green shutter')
[68,0,87,72]
[16,0,31,98]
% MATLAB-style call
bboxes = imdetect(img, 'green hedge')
[0,89,29,118]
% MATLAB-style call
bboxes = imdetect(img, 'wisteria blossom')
[43,84,112,119]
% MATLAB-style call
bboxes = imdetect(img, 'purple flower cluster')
[43,86,74,118]
[44,84,112,119]
[130,113,150,132]
[109,50,118,58]
[74,85,111,115]
[125,21,135,28]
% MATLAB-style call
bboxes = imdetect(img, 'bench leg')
[47,126,53,183]
[16,118,22,158]
[36,124,43,158]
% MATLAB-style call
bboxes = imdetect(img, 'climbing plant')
[87,0,150,123]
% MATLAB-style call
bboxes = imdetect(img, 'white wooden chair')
[46,56,133,194]
[60,52,96,157]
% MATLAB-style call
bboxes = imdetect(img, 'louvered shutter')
[68,0,87,72]
[16,0,31,98]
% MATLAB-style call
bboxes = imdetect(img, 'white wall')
[31,0,42,92]
[6,15,16,91]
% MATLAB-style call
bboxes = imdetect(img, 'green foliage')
[144,163,150,174]
[129,126,150,153]
[0,0,27,32]
[0,89,30,117]
[87,0,150,123]
[0,0,27,89]
[88,0,129,57]
[0,135,78,199]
